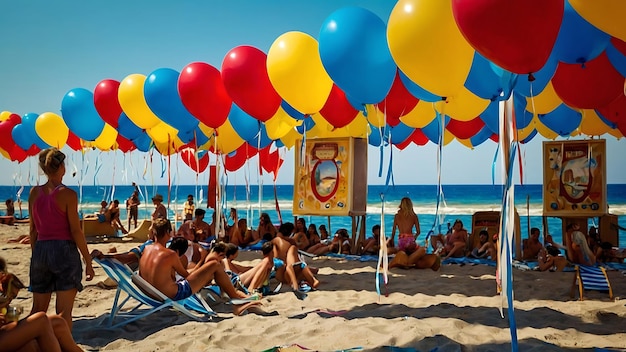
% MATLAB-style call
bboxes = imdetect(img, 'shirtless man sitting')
[522,227,543,260]
[177,208,211,243]
[139,218,260,315]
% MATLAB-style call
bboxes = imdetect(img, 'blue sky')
[1,0,625,186]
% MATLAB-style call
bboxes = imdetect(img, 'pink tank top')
[33,185,72,241]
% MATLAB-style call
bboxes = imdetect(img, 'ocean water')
[2,184,624,247]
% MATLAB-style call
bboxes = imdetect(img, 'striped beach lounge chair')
[570,265,613,301]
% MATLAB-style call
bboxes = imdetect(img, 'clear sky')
[1,0,625,187]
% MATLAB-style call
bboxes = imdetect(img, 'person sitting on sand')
[107,199,128,235]
[308,229,351,256]
[358,224,382,255]
[469,230,496,260]
[522,227,543,260]
[1,257,83,352]
[306,224,321,248]
[318,224,329,242]
[388,197,421,256]
[537,245,568,272]
[138,218,260,315]
[220,242,275,294]
[5,199,14,217]
[177,208,211,243]
[565,223,596,265]
[254,213,277,239]
[223,243,252,275]
[431,219,468,260]
[266,224,319,299]
[291,218,309,251]
[151,194,167,220]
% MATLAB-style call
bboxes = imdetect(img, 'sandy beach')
[2,223,625,351]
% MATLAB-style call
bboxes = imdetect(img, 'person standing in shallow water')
[28,147,95,331]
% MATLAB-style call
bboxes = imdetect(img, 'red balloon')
[319,84,359,128]
[178,62,232,128]
[224,144,254,172]
[0,113,22,153]
[377,71,419,127]
[94,79,122,128]
[259,144,283,179]
[552,52,624,109]
[65,131,83,151]
[612,37,626,55]
[597,95,626,135]
[116,135,136,153]
[221,46,281,121]
[452,0,563,75]
[446,117,485,140]
[411,128,429,146]
[180,147,209,173]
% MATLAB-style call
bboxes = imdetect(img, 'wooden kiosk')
[292,137,368,253]
[542,139,617,246]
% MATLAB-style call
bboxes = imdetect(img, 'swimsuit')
[398,234,417,253]
[173,279,193,300]
[273,258,285,269]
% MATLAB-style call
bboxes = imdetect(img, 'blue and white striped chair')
[571,265,613,301]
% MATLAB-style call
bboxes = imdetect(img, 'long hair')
[398,197,416,218]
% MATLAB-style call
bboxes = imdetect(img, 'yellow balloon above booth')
[118,74,162,129]
[93,124,118,151]
[35,112,68,148]
[436,88,490,122]
[525,82,561,115]
[387,0,474,97]
[569,0,626,42]
[267,31,333,115]
[400,101,436,128]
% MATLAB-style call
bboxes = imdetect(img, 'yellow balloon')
[267,31,333,114]
[534,117,559,140]
[0,111,13,122]
[215,119,245,154]
[443,129,455,146]
[279,128,301,149]
[35,112,69,148]
[265,108,300,140]
[387,0,474,97]
[93,124,118,151]
[608,128,623,139]
[436,88,490,122]
[147,122,179,145]
[197,122,215,139]
[118,74,161,129]
[579,110,614,137]
[0,148,10,160]
[456,137,474,150]
[338,114,369,138]
[401,101,437,128]
[525,82,561,115]
[569,0,626,42]
[366,104,386,127]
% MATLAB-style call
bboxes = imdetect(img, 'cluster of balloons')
[1,0,625,170]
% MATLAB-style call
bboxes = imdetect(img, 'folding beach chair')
[93,257,216,329]
[570,265,613,301]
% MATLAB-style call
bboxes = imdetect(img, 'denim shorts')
[30,240,83,293]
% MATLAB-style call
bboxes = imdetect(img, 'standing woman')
[28,148,95,330]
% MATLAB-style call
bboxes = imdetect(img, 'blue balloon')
[281,100,306,120]
[177,129,194,144]
[132,132,153,152]
[319,7,395,104]
[22,113,49,148]
[117,112,143,140]
[606,43,626,78]
[538,104,582,136]
[465,52,517,101]
[421,114,449,144]
[480,101,500,134]
[469,126,494,147]
[192,126,210,147]
[295,117,316,134]
[389,122,414,145]
[144,68,198,134]
[228,104,259,141]
[399,71,442,102]
[275,139,285,148]
[248,123,272,149]
[513,93,533,130]
[552,1,611,64]
[11,124,34,150]
[61,88,106,141]
[367,124,389,147]
[513,55,558,97]
[594,109,618,129]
